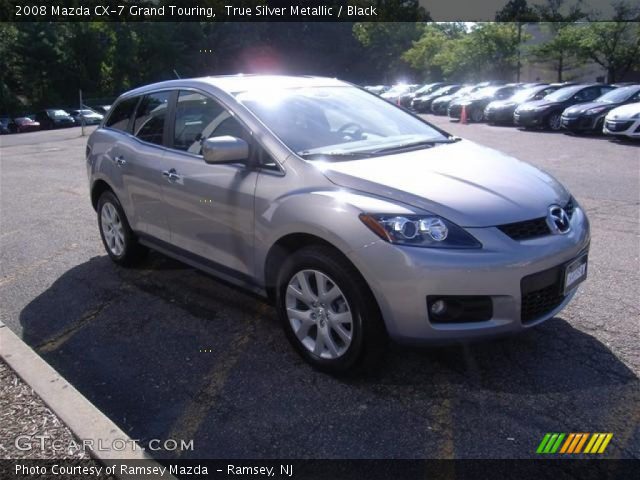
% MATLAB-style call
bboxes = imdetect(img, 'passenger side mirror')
[202,136,249,164]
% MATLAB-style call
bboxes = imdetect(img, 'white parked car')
[603,102,640,139]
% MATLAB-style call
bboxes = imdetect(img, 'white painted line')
[0,324,176,479]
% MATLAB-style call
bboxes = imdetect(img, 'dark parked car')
[69,109,104,126]
[449,84,521,122]
[8,117,40,133]
[431,85,479,115]
[399,82,449,108]
[484,84,564,125]
[411,84,461,113]
[36,109,75,129]
[514,84,616,131]
[560,84,640,133]
[0,117,10,134]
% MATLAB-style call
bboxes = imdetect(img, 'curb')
[0,321,176,479]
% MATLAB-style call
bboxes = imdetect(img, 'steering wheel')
[338,122,364,141]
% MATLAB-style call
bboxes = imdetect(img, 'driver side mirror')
[202,136,249,164]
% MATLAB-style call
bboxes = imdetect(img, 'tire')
[547,112,562,131]
[97,190,147,266]
[470,109,484,123]
[275,245,387,374]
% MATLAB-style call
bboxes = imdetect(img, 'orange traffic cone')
[460,105,468,124]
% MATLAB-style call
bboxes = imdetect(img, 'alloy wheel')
[548,113,562,131]
[100,202,125,256]
[285,269,353,360]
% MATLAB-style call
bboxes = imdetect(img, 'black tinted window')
[134,91,171,145]
[173,90,249,155]
[105,97,139,132]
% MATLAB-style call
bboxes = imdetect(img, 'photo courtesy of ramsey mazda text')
[87,75,589,373]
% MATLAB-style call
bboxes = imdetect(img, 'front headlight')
[631,112,640,119]
[359,214,481,249]
[586,106,607,115]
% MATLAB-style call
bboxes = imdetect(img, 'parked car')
[69,109,104,126]
[94,105,112,115]
[514,84,616,131]
[88,75,590,373]
[364,85,390,95]
[448,84,522,122]
[411,85,462,113]
[603,102,640,140]
[8,116,40,133]
[35,109,75,129]
[561,84,640,134]
[431,85,479,115]
[0,117,10,134]
[400,82,449,108]
[484,84,564,125]
[381,84,419,104]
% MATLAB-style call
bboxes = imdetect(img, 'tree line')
[0,1,638,114]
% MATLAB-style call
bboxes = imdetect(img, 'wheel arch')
[90,179,114,211]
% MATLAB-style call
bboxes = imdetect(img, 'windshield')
[237,86,451,159]
[596,86,639,103]
[452,86,475,98]
[48,109,69,117]
[430,86,452,96]
[385,85,412,95]
[414,84,436,95]
[472,86,502,99]
[510,87,544,102]
[545,86,583,102]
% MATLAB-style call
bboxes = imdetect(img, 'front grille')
[606,120,633,132]
[521,264,564,323]
[498,198,575,241]
[521,284,564,323]
[498,217,550,240]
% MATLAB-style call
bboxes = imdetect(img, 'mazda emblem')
[547,205,571,234]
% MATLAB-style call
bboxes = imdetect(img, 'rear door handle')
[114,155,126,167]
[162,168,182,182]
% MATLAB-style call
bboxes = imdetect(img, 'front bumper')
[603,118,640,138]
[348,207,590,345]
[560,114,602,132]
[514,110,545,127]
[485,107,516,124]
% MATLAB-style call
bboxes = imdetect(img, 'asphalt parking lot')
[0,123,638,459]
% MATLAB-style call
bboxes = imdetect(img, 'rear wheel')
[97,190,147,266]
[276,246,387,374]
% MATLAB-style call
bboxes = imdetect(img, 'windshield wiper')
[366,137,460,155]
[298,151,376,160]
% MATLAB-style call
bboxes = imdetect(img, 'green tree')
[527,24,585,81]
[401,23,466,80]
[570,4,640,82]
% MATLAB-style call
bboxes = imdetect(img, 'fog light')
[430,299,447,316]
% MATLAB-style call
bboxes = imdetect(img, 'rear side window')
[105,97,139,132]
[133,91,171,145]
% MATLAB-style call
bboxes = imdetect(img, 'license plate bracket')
[563,254,588,295]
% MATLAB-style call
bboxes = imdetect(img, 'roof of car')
[123,75,348,98]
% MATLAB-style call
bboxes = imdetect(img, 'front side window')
[173,90,250,155]
[236,85,450,159]
[105,97,139,132]
[133,91,171,145]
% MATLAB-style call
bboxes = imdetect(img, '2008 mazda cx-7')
[87,75,590,373]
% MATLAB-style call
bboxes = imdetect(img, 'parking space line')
[166,304,267,456]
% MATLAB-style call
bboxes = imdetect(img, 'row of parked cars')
[0,105,110,134]
[365,82,640,139]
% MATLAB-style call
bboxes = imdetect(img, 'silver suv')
[87,75,590,373]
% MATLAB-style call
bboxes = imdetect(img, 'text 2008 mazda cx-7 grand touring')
[87,75,590,373]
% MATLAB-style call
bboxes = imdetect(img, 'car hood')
[563,101,614,115]
[605,102,640,119]
[319,140,569,227]
[517,99,563,111]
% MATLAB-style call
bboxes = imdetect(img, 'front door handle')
[162,168,182,182]
[114,155,126,167]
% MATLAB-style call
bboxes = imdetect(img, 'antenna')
[173,69,181,79]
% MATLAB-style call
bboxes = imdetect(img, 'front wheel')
[470,109,484,123]
[276,246,387,374]
[547,112,562,131]
[97,190,147,266]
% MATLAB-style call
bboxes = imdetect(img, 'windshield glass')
[237,86,450,159]
[48,109,69,117]
[510,87,543,102]
[472,86,501,99]
[596,86,638,103]
[452,86,475,97]
[385,84,412,95]
[414,84,435,95]
[545,86,582,102]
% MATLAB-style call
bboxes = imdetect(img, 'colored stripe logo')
[536,433,613,454]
